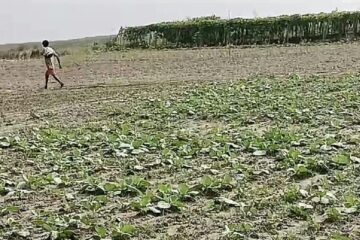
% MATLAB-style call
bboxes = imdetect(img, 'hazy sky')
[0,0,359,44]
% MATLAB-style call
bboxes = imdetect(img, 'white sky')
[0,0,359,44]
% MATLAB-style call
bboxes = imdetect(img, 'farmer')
[41,40,64,89]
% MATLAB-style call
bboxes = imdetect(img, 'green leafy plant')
[288,204,312,220]
[34,217,77,240]
[158,184,173,197]
[332,154,351,166]
[81,196,109,213]
[161,196,184,211]
[103,176,150,196]
[306,158,329,174]
[196,175,236,196]
[177,183,199,200]
[326,208,342,223]
[0,206,20,217]
[284,185,301,203]
[343,193,360,208]
[155,184,185,212]
[293,164,313,179]
[112,224,137,240]
[131,193,154,213]
[81,178,106,195]
[283,149,302,167]
[95,226,108,239]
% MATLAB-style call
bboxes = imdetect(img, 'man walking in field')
[41,40,64,89]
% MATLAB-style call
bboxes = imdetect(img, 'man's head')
[42,40,49,47]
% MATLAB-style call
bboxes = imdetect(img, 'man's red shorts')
[45,68,56,78]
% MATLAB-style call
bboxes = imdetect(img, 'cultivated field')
[1,43,360,240]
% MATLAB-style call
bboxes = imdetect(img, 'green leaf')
[129,176,150,192]
[201,175,214,188]
[95,195,108,204]
[170,199,184,210]
[326,208,342,223]
[131,195,152,211]
[294,165,312,179]
[35,220,54,232]
[95,226,107,238]
[6,206,20,213]
[158,184,172,196]
[178,183,190,196]
[222,174,235,187]
[103,182,119,192]
[120,224,137,235]
[58,229,75,239]
[333,154,351,166]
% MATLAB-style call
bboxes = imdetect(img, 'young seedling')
[288,203,313,220]
[112,224,137,240]
[293,164,313,180]
[95,226,108,239]
[284,185,301,203]
[177,183,199,201]
[131,194,153,214]
[103,176,150,196]
[332,154,351,167]
[196,175,236,196]
[81,178,106,196]
[326,208,342,223]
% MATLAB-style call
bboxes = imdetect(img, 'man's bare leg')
[45,75,49,89]
[52,75,64,88]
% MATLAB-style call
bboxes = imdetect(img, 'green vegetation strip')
[114,12,360,49]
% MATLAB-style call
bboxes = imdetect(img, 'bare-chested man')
[41,40,64,89]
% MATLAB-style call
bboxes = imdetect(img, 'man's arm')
[54,52,62,69]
